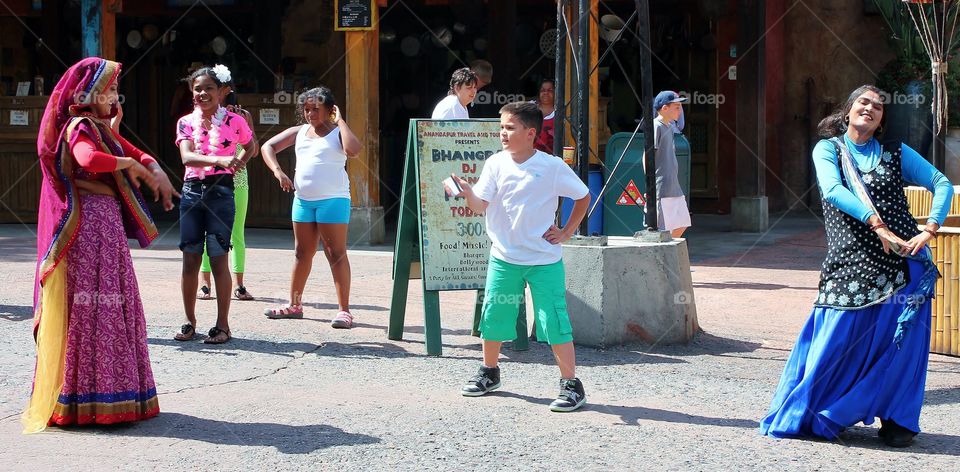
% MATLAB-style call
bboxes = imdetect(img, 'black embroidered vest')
[816,141,919,309]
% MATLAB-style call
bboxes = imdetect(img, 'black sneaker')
[878,418,916,448]
[461,366,501,397]
[549,378,586,412]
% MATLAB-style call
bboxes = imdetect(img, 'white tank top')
[293,125,350,201]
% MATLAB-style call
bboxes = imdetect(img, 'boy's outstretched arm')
[450,174,489,214]
[544,193,590,244]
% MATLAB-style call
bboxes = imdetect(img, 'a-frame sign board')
[388,119,528,356]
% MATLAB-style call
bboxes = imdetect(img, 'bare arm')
[450,174,489,214]
[332,105,362,158]
[179,140,233,168]
[260,125,301,192]
[238,109,260,160]
[546,193,590,244]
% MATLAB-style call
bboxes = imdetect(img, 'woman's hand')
[874,226,911,256]
[110,103,123,133]
[903,231,934,256]
[151,167,180,211]
[127,162,159,195]
[274,169,293,192]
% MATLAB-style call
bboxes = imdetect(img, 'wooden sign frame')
[388,119,529,356]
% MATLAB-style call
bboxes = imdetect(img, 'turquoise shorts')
[292,197,351,224]
[480,256,573,345]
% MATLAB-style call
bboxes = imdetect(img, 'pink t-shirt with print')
[175,109,253,180]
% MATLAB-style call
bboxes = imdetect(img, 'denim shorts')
[291,197,351,224]
[179,177,235,257]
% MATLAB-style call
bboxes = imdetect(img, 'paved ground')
[0,213,958,470]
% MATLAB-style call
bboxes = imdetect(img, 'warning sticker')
[616,180,645,206]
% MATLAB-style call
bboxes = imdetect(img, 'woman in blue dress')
[760,85,953,447]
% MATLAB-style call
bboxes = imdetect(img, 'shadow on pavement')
[837,425,960,456]
[693,281,818,291]
[642,332,764,357]
[76,412,380,454]
[924,386,960,406]
[256,297,389,312]
[494,391,758,429]
[0,304,33,322]
[148,337,320,358]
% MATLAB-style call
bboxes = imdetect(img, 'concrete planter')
[562,237,699,348]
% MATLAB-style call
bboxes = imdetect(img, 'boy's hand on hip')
[543,225,572,245]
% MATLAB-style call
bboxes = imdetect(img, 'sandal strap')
[180,324,194,334]
[236,285,247,295]
[269,304,302,315]
[334,311,353,321]
[208,326,228,338]
[200,285,210,295]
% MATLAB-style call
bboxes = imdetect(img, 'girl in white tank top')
[259,87,363,328]
[293,125,350,201]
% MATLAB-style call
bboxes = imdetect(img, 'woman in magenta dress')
[23,57,178,433]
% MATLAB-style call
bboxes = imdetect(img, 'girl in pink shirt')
[174,64,257,344]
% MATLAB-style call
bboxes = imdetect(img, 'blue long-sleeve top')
[813,135,953,225]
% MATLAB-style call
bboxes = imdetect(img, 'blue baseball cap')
[653,90,687,112]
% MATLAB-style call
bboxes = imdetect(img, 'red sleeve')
[71,134,119,173]
[116,134,158,167]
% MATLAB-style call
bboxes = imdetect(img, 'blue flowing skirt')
[759,258,932,439]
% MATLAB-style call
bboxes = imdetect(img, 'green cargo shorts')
[480,256,573,345]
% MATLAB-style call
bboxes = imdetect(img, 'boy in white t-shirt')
[449,101,591,412]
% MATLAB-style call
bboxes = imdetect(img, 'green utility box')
[602,132,690,236]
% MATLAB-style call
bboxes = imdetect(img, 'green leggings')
[201,184,248,274]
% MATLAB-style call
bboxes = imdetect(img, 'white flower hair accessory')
[212,64,232,84]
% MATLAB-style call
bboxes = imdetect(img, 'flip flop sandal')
[174,323,195,341]
[234,285,255,301]
[197,285,212,300]
[204,326,232,344]
[264,304,304,319]
[331,311,353,329]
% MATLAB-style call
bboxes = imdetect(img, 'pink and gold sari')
[24,57,159,433]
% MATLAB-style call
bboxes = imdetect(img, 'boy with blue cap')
[648,90,690,237]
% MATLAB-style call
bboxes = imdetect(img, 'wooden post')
[80,0,119,59]
[345,29,380,209]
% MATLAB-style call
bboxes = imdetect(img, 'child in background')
[645,90,690,238]
[198,90,258,301]
[449,101,591,412]
[431,67,478,120]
